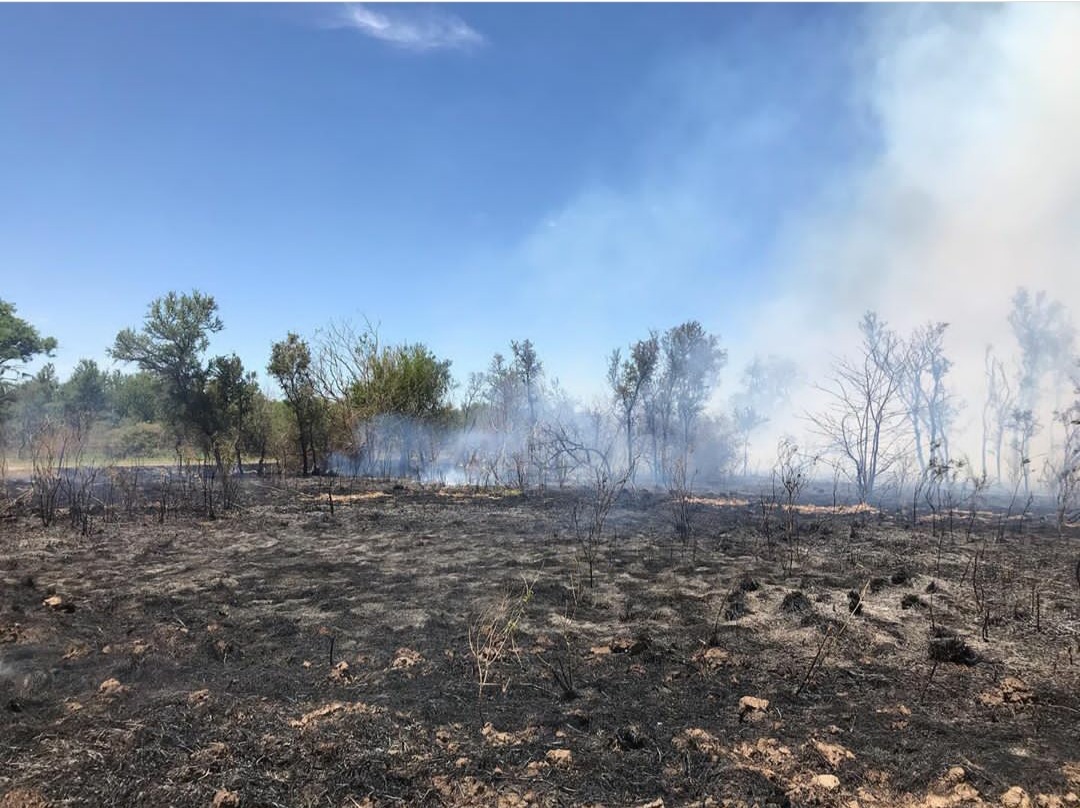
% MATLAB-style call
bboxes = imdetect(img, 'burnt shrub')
[723,590,751,621]
[901,593,926,610]
[928,627,978,666]
[779,591,813,614]
[890,568,914,586]
[736,573,761,593]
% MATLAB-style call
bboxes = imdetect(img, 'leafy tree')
[350,342,453,478]
[111,291,249,512]
[105,370,162,423]
[9,364,61,457]
[353,342,453,420]
[0,299,56,400]
[268,333,323,475]
[110,290,223,435]
[61,359,107,436]
[667,322,726,473]
[240,387,288,475]
[484,352,523,434]
[205,354,258,474]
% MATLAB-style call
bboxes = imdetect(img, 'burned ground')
[1,478,1079,807]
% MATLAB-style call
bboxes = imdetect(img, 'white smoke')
[749,4,1080,471]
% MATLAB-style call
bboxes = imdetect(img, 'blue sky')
[8,4,1067,423]
[0,3,936,399]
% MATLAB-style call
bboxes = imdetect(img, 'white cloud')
[335,4,484,52]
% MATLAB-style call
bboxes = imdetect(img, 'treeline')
[1,288,1078,522]
[0,292,744,495]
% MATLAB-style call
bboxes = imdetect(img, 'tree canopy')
[110,290,223,431]
[352,343,453,421]
[0,298,57,394]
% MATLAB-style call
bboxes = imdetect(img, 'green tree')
[240,387,287,475]
[351,342,453,477]
[484,352,523,433]
[268,333,323,475]
[110,290,223,436]
[0,299,57,400]
[111,292,248,513]
[353,343,453,420]
[664,321,726,459]
[61,359,107,437]
[105,370,162,423]
[205,354,258,474]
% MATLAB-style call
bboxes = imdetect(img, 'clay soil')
[2,477,1079,807]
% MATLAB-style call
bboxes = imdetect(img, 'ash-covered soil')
[1,478,1078,807]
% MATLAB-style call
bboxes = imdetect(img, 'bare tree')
[1006,408,1040,496]
[773,437,817,576]
[1042,395,1080,534]
[900,322,954,473]
[982,346,1014,484]
[811,312,907,502]
[308,318,381,465]
[731,405,769,480]
[543,414,632,587]
[311,318,379,404]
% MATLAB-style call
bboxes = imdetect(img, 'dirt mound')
[810,739,855,770]
[978,677,1035,707]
